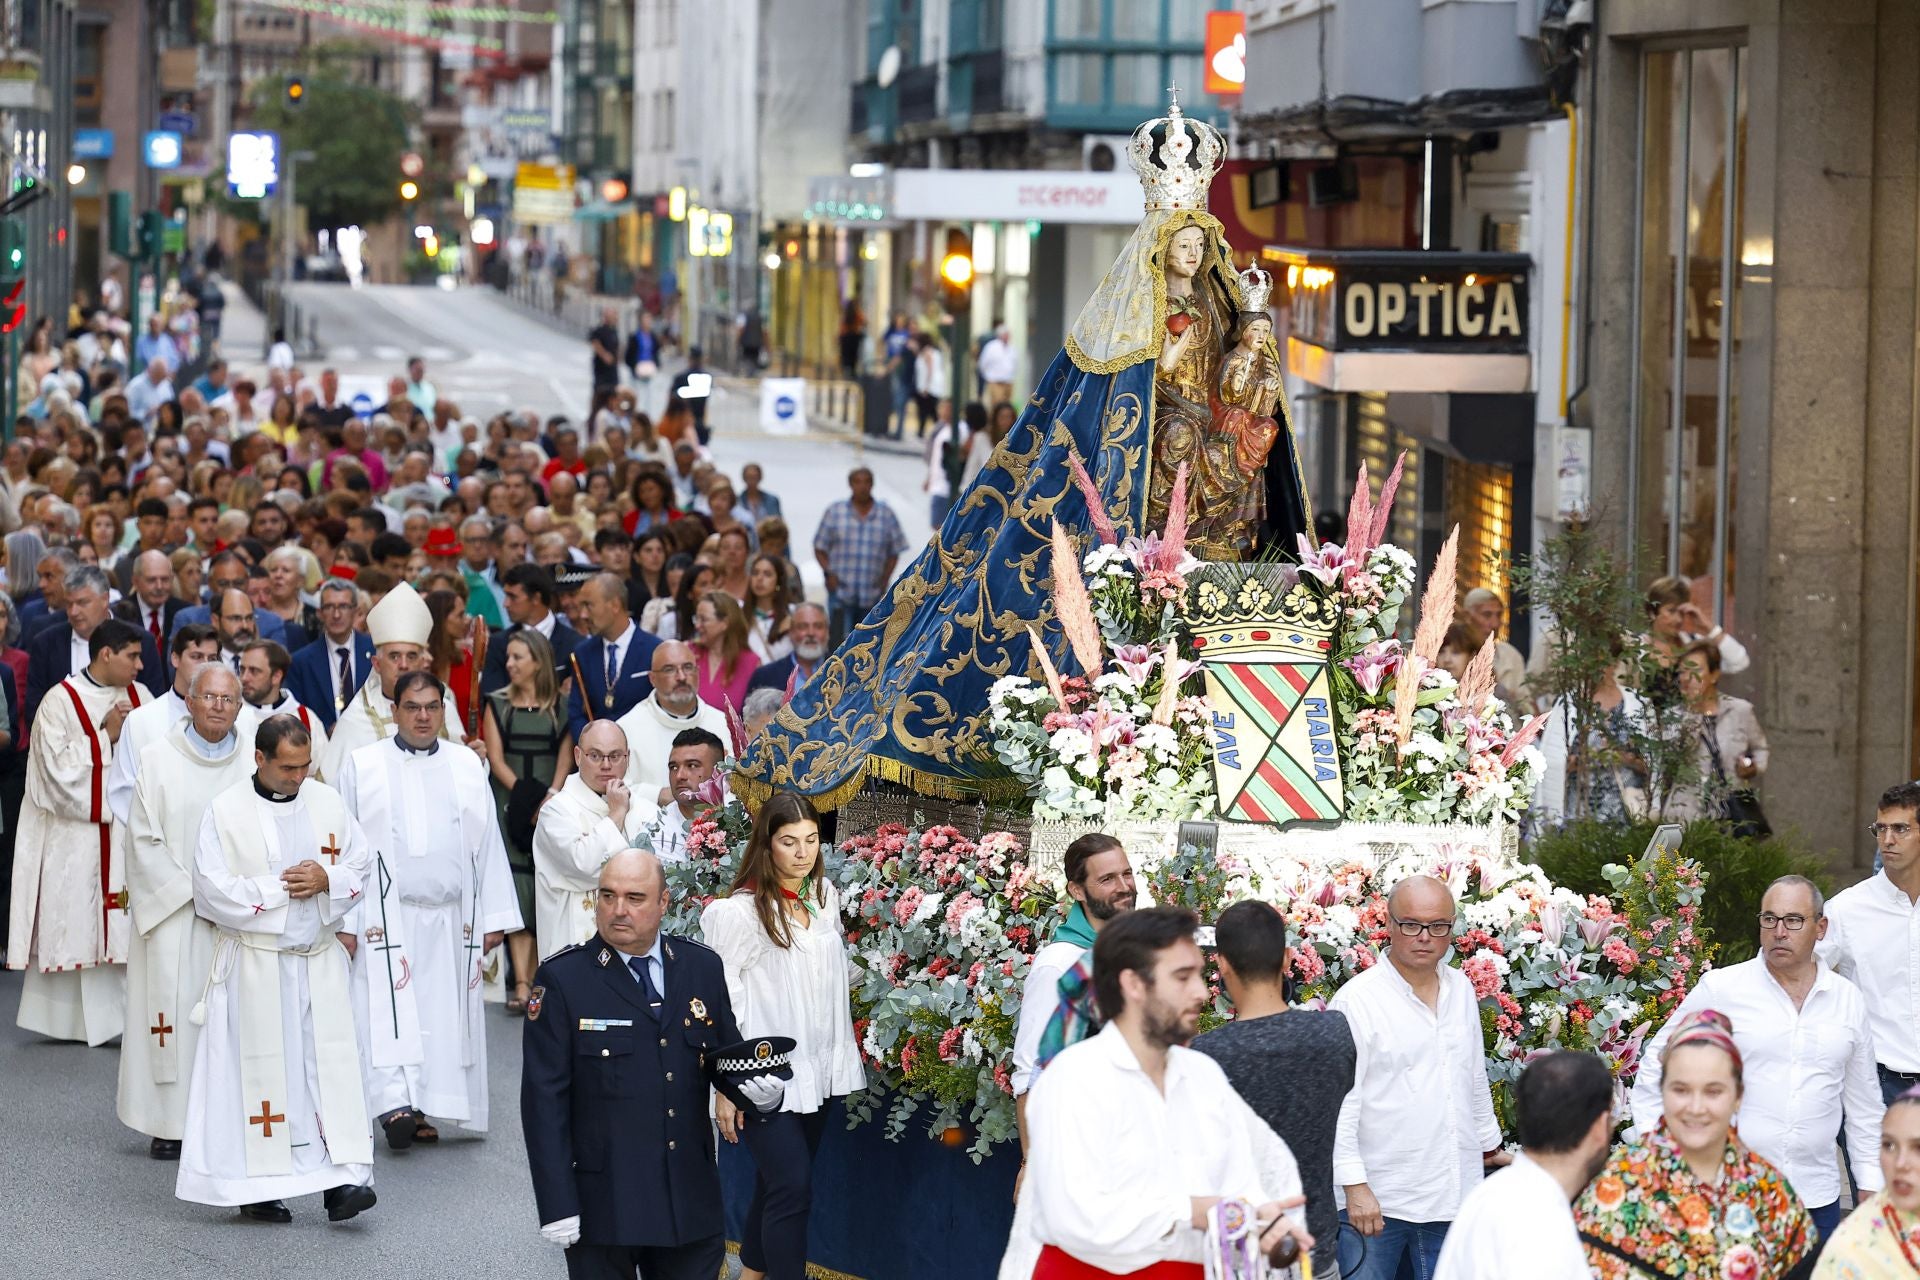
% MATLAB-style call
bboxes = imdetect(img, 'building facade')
[1582,0,1919,870]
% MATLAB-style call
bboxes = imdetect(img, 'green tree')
[245,75,412,233]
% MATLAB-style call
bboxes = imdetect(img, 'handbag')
[1703,717,1772,839]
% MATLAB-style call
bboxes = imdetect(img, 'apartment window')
[1054,0,1102,38]
[1111,52,1159,107]
[659,89,675,150]
[1629,45,1747,626]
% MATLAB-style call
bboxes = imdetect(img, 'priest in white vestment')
[614,641,726,803]
[176,711,377,1224]
[531,720,656,961]
[1003,907,1311,1280]
[238,638,329,757]
[317,582,462,782]
[105,623,222,826]
[119,665,253,1159]
[7,619,147,1045]
[338,670,519,1147]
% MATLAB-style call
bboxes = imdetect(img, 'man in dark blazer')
[111,549,189,646]
[480,563,583,696]
[565,572,657,741]
[169,549,288,645]
[746,602,831,701]
[26,566,165,727]
[285,578,372,734]
[17,547,77,639]
[522,848,779,1278]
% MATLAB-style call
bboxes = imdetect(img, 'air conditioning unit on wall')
[1082,135,1132,172]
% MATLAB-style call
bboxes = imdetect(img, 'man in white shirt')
[1330,875,1503,1280]
[1433,1051,1614,1280]
[649,728,724,862]
[1824,781,1920,1107]
[1012,834,1137,1179]
[238,640,329,757]
[531,721,657,960]
[977,320,1017,407]
[1014,906,1311,1276]
[1638,874,1881,1240]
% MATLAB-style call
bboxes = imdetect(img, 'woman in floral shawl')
[1575,1009,1812,1279]
[1816,1087,1920,1278]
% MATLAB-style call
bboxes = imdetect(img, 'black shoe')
[378,1108,416,1151]
[323,1184,377,1222]
[148,1137,181,1161]
[238,1200,291,1224]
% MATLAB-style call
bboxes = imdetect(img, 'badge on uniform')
[597,948,612,968]
[688,997,709,1024]
[526,986,545,1021]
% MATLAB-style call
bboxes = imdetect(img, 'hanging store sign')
[226,131,279,199]
[1204,11,1247,97]
[1265,246,1534,393]
[512,161,575,225]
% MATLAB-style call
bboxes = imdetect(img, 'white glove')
[737,1075,785,1112]
[539,1215,582,1247]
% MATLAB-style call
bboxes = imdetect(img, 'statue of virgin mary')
[736,93,1311,808]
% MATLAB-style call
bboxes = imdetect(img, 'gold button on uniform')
[659,1037,668,1047]
[665,1072,674,1082]
[667,1108,676,1118]
[668,1141,677,1150]
[600,1048,609,1057]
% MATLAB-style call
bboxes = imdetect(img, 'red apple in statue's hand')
[1166,313,1192,337]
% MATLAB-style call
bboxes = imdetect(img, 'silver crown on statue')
[1238,264,1274,313]
[1129,85,1225,213]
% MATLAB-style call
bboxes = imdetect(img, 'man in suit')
[170,550,287,644]
[481,563,583,696]
[26,564,165,727]
[18,547,78,638]
[565,573,657,741]
[112,549,188,649]
[521,847,779,1278]
[286,578,371,734]
[747,602,831,702]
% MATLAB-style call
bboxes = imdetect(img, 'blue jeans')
[827,594,872,649]
[1808,1200,1842,1243]
[1338,1214,1449,1280]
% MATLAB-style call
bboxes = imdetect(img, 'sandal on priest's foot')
[378,1108,416,1151]
[410,1110,439,1143]
[324,1184,377,1222]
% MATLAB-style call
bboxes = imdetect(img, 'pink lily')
[1577,915,1618,949]
[1296,534,1350,589]
[1536,901,1565,946]
[1342,639,1401,696]
[1110,644,1160,685]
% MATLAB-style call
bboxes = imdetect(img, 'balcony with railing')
[897,61,938,126]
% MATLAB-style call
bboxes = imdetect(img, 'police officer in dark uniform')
[521,846,785,1279]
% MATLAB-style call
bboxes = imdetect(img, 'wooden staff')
[466,615,489,740]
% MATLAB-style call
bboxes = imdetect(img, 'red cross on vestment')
[250,1100,286,1137]
[321,834,341,865]
[149,1014,172,1047]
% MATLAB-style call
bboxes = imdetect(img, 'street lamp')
[65,163,84,186]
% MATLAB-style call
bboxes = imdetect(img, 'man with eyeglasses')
[1822,781,1920,1108]
[336,670,520,1153]
[1328,875,1503,1280]
[106,624,223,828]
[117,663,252,1161]
[285,579,371,735]
[532,721,658,962]
[614,642,728,805]
[318,581,466,783]
[1633,874,1882,1240]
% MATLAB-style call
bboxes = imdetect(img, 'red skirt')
[1032,1245,1204,1280]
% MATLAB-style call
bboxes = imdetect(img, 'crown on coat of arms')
[1129,86,1226,213]
[1185,565,1339,661]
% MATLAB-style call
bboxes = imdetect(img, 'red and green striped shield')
[1200,659,1344,825]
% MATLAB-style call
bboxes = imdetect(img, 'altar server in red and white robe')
[6,619,147,1045]
[338,669,520,1151]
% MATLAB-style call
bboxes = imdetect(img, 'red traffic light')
[1,280,26,334]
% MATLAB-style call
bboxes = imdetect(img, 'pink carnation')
[1461,954,1503,1000]
[937,1026,965,1062]
[944,891,984,935]
[892,886,925,926]
[1601,936,1639,973]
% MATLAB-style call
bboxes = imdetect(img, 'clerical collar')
[394,735,440,756]
[252,775,296,803]
[186,726,237,760]
[81,669,104,688]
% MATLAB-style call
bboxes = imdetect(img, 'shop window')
[1445,458,1514,599]
[1628,44,1746,628]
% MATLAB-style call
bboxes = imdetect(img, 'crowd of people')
[1001,806,1920,1279]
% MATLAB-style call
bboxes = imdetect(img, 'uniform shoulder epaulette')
[665,932,716,956]
[545,941,592,961]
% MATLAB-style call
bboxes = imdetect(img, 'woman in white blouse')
[701,793,862,1280]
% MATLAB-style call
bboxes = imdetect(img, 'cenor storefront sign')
[888,169,1145,226]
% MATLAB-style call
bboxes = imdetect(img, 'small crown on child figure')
[1129,84,1226,213]
[1238,265,1274,314]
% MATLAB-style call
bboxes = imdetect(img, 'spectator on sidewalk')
[588,306,621,403]
[669,347,711,446]
[911,334,948,440]
[739,463,781,522]
[624,311,659,417]
[882,311,914,438]
[977,320,1017,407]
[813,467,907,646]
[922,399,969,527]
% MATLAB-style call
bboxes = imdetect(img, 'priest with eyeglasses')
[337,669,521,1152]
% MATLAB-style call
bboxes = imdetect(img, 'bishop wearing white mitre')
[7,618,148,1044]
[117,664,253,1161]
[337,668,520,1149]
[316,581,463,782]
[176,711,377,1225]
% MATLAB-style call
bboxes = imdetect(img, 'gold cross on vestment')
[250,1100,285,1137]
[149,1014,172,1046]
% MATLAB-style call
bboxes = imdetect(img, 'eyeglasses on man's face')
[1389,916,1457,939]
[582,749,630,767]
[1869,822,1917,842]
[1758,912,1819,932]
